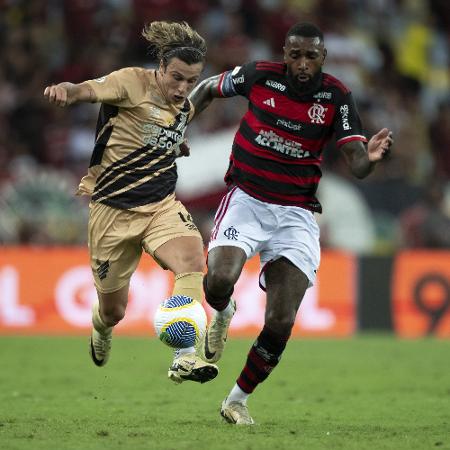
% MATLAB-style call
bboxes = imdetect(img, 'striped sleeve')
[217,63,256,98]
[333,91,367,147]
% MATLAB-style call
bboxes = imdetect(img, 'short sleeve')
[85,68,145,108]
[333,92,368,147]
[217,62,257,98]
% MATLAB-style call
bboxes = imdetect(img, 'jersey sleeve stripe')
[217,72,227,97]
[336,135,368,147]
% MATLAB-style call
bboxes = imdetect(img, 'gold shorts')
[88,194,202,294]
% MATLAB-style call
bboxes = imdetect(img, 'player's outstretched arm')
[43,82,96,107]
[189,74,222,118]
[341,128,393,179]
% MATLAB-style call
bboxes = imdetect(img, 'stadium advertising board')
[392,251,450,338]
[0,248,355,337]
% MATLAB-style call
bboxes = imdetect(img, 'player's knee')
[206,268,236,294]
[101,305,126,326]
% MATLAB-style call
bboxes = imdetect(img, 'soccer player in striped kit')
[190,22,393,424]
[44,21,218,384]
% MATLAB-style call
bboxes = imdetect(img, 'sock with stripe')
[235,325,290,394]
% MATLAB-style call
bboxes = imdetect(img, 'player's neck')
[155,70,170,104]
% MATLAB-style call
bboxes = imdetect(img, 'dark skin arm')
[341,128,394,178]
[189,75,394,177]
[189,75,222,118]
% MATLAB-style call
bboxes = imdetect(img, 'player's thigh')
[89,201,142,294]
[260,207,320,290]
[154,235,205,274]
[208,187,273,259]
[142,198,204,274]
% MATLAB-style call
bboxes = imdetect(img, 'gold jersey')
[77,67,194,212]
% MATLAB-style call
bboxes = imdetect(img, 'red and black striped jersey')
[217,61,367,212]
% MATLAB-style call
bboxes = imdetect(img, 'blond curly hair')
[142,21,206,66]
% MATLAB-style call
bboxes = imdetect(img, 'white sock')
[226,383,249,405]
[216,301,235,320]
[174,346,195,358]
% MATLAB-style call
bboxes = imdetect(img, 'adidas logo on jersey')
[262,97,276,108]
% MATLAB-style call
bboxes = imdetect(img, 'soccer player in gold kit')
[44,21,218,384]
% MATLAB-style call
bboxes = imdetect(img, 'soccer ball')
[153,295,207,348]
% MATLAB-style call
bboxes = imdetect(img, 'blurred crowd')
[0,0,449,252]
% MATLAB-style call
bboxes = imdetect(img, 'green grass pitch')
[0,335,449,450]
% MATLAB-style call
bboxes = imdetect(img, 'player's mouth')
[297,73,311,82]
[173,94,185,103]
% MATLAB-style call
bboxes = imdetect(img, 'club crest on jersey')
[224,226,239,240]
[149,106,161,118]
[308,103,328,124]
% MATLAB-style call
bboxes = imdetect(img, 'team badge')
[308,103,328,124]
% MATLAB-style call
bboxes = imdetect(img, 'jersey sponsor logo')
[142,123,184,152]
[265,80,286,92]
[339,104,351,130]
[276,118,302,131]
[224,226,239,240]
[308,103,328,124]
[232,74,245,84]
[255,129,311,159]
[262,97,276,108]
[313,91,332,100]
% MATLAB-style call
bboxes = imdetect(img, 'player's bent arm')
[43,82,96,107]
[189,74,222,118]
[341,140,376,179]
[341,128,393,179]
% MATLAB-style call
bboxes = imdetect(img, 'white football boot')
[199,298,236,363]
[220,398,255,425]
[89,329,112,367]
[168,352,218,384]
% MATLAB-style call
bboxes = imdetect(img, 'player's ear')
[283,46,287,62]
[322,48,327,65]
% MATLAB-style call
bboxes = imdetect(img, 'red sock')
[236,326,290,394]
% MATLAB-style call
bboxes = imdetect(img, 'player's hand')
[43,84,71,107]
[367,128,393,162]
[178,140,191,157]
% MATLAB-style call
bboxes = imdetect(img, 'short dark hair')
[286,23,324,42]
